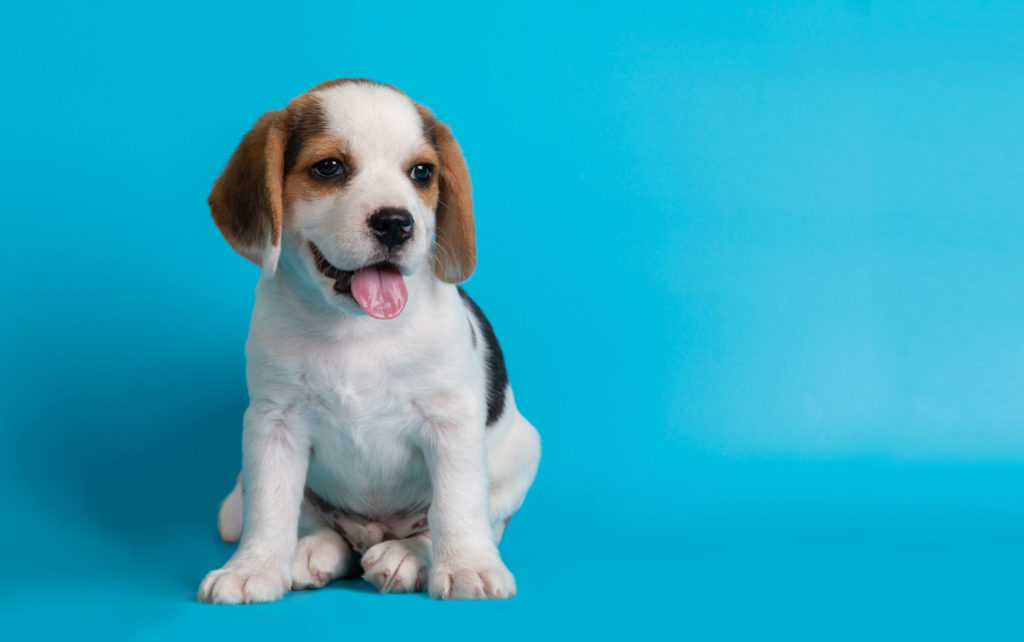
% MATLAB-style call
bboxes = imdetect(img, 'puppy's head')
[209,78,474,319]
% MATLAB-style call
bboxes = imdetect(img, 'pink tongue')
[351,264,408,319]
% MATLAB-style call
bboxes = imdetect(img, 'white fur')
[198,82,540,604]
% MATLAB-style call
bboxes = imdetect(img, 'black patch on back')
[458,287,508,426]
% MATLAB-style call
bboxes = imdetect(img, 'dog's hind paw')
[292,529,353,590]
[361,536,432,593]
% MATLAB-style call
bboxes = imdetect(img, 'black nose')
[368,208,414,248]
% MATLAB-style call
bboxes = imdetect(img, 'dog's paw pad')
[361,538,431,594]
[292,530,353,590]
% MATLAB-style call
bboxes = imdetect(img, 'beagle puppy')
[198,78,540,603]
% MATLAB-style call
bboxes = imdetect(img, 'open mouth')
[310,242,354,293]
[309,242,408,320]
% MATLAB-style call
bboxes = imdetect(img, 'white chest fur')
[301,366,434,518]
[243,276,480,519]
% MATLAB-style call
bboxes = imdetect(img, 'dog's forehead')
[313,82,424,159]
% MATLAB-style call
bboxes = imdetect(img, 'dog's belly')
[302,393,433,552]
[305,486,429,553]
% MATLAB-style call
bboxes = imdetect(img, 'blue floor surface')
[4,453,1023,639]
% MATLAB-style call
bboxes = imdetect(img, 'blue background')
[2,1,1023,639]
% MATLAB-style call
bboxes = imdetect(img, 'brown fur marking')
[283,98,328,174]
[408,143,441,210]
[415,104,476,283]
[208,110,287,266]
[283,133,355,207]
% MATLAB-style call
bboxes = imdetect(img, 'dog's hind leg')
[217,472,244,543]
[292,498,357,590]
[485,411,541,543]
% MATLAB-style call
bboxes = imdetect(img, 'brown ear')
[422,113,475,283]
[208,110,287,273]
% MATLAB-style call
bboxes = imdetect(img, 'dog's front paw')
[429,553,516,600]
[198,559,289,604]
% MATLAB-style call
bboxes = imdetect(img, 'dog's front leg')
[198,404,308,604]
[423,418,516,599]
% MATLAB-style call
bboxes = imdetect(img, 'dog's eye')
[409,163,434,184]
[311,159,345,179]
